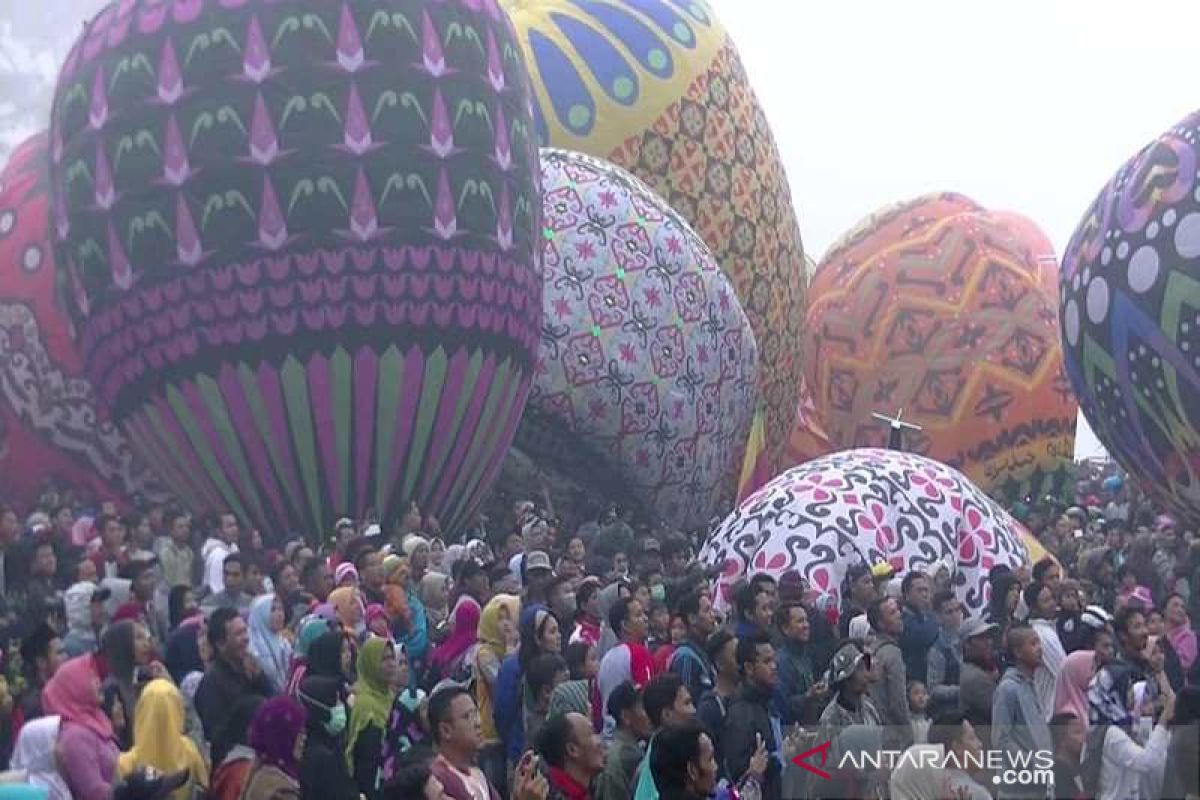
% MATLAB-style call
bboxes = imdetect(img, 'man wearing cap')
[522,551,555,607]
[957,617,1000,737]
[814,643,882,799]
[62,579,111,657]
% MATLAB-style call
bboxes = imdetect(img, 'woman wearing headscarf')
[42,656,119,800]
[385,554,427,668]
[474,594,519,795]
[345,636,398,800]
[117,679,209,799]
[428,595,481,685]
[382,645,425,783]
[163,617,211,754]
[248,594,293,693]
[306,630,352,688]
[328,587,364,637]
[1054,649,1097,731]
[364,604,391,639]
[1164,593,1197,673]
[9,716,71,800]
[297,676,357,800]
[241,696,308,800]
[494,605,561,769]
[420,571,451,642]
[286,617,336,696]
[1081,663,1173,800]
[210,696,264,800]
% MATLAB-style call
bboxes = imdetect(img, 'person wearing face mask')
[297,675,357,800]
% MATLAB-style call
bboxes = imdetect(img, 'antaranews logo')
[792,742,1054,788]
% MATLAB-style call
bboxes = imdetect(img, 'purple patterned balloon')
[514,149,757,529]
[699,448,1029,617]
[50,0,544,536]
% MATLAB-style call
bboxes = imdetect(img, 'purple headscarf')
[250,696,307,778]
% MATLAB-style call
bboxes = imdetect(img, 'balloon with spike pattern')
[49,0,544,537]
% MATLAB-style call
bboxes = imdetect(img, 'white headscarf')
[11,715,71,800]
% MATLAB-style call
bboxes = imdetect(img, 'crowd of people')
[0,475,1194,800]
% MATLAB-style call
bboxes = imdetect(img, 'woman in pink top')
[1054,649,1097,729]
[43,655,120,800]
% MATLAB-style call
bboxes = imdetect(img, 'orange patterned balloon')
[804,193,1077,501]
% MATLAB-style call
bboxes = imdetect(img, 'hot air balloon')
[502,0,806,470]
[698,448,1031,616]
[1060,109,1200,522]
[49,0,544,536]
[0,132,160,509]
[806,193,1077,502]
[509,149,757,529]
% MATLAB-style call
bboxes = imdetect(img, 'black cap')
[113,768,190,800]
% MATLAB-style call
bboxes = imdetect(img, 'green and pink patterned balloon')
[50,0,544,537]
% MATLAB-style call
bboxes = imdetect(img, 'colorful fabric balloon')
[805,193,1077,501]
[49,0,543,535]
[516,149,757,529]
[698,448,1030,617]
[503,0,806,468]
[1060,110,1200,521]
[0,133,160,508]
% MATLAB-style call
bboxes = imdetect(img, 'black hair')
[773,602,807,631]
[642,672,684,728]
[650,719,707,794]
[928,711,970,750]
[167,585,194,630]
[21,623,57,677]
[535,712,576,768]
[209,607,240,649]
[1175,686,1200,726]
[1023,581,1051,616]
[222,552,244,570]
[662,535,689,560]
[428,684,472,745]
[734,581,767,623]
[607,680,642,725]
[384,747,438,800]
[301,558,325,584]
[1114,606,1145,639]
[1032,557,1058,583]
[454,558,484,584]
[95,513,120,537]
[704,629,736,664]
[931,590,957,614]
[735,629,772,674]
[900,570,928,597]
[608,595,636,636]
[564,641,593,681]
[576,580,601,613]
[866,597,894,631]
[163,509,187,531]
[675,589,705,626]
[352,544,379,573]
[526,653,568,700]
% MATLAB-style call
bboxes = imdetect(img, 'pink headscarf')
[429,596,481,678]
[1168,622,1198,672]
[250,696,307,779]
[43,655,113,741]
[1054,649,1096,728]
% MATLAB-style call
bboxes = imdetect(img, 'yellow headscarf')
[117,679,209,799]
[478,594,520,657]
[328,586,362,631]
[345,636,395,769]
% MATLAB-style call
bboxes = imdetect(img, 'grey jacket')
[991,667,1052,798]
[867,633,911,750]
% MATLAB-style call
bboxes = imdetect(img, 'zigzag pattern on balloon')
[505,0,806,471]
[82,245,541,415]
[806,193,1076,502]
[49,0,544,535]
[1061,111,1200,520]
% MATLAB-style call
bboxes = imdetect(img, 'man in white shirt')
[889,712,992,800]
[1025,580,1065,721]
[201,512,240,596]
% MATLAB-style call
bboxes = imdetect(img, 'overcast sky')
[712,0,1200,461]
[16,0,1195,460]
